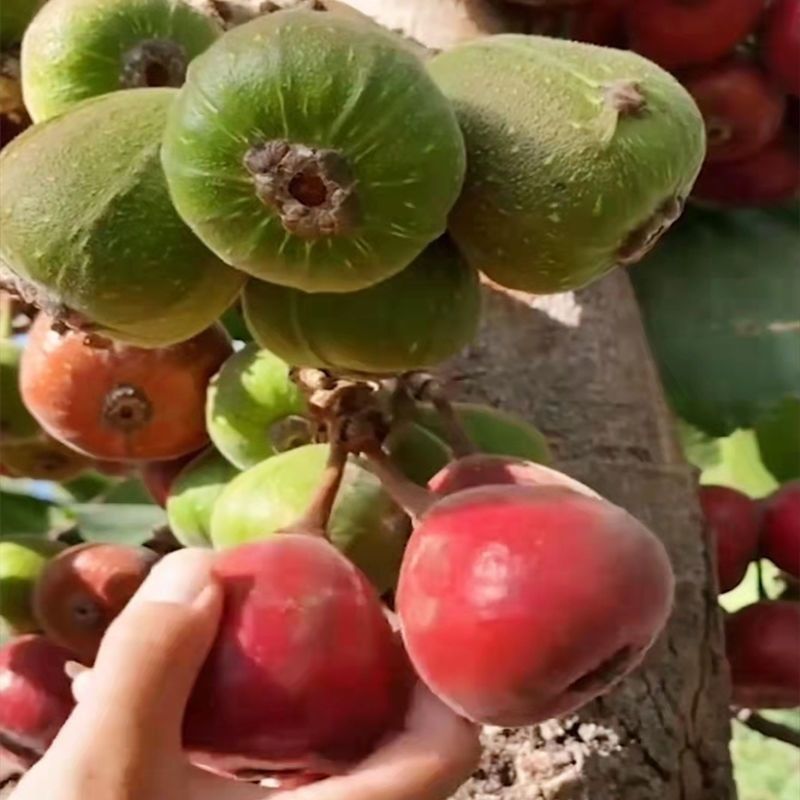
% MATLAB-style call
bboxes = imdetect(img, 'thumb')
[60,548,222,755]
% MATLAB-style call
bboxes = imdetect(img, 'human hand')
[11,549,481,800]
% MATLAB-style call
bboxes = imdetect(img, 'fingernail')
[64,660,88,680]
[135,550,214,605]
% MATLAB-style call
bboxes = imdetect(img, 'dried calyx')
[120,40,189,89]
[102,384,153,432]
[243,140,360,238]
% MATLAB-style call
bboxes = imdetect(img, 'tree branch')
[736,709,800,748]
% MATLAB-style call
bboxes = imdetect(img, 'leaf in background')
[755,396,800,484]
[0,489,59,537]
[700,430,779,499]
[633,206,800,437]
[100,478,155,505]
[62,472,117,503]
[676,418,722,471]
[70,503,166,545]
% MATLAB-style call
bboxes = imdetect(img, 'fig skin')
[242,237,480,376]
[0,635,75,765]
[205,344,308,470]
[428,35,705,293]
[0,537,65,634]
[166,448,239,547]
[21,0,221,122]
[33,542,159,664]
[20,315,232,462]
[763,0,800,97]
[211,444,408,593]
[0,88,246,348]
[184,536,412,775]
[161,9,466,293]
[761,481,800,578]
[140,450,202,507]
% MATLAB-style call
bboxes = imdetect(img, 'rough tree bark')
[443,274,736,800]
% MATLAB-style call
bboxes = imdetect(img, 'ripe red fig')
[763,0,800,97]
[698,485,761,593]
[761,482,800,578]
[140,450,203,507]
[0,635,75,768]
[184,536,411,775]
[725,601,800,708]
[364,450,674,727]
[34,543,159,664]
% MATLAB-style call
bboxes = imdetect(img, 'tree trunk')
[442,273,735,799]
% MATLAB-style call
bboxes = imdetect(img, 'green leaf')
[0,490,54,536]
[676,418,722,471]
[700,430,779,500]
[70,503,166,545]
[62,472,117,502]
[755,397,800,484]
[100,479,155,505]
[633,206,800,437]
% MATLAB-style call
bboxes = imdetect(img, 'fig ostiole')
[21,0,222,122]
[161,9,466,293]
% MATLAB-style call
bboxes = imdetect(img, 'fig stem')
[755,559,768,601]
[362,445,437,523]
[281,440,347,538]
[735,709,800,749]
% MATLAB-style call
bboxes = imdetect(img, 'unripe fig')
[205,344,308,470]
[725,601,800,708]
[761,482,800,578]
[33,542,159,663]
[211,444,408,593]
[1,0,44,48]
[161,10,466,293]
[0,88,245,347]
[166,449,239,547]
[1,432,91,481]
[692,135,800,207]
[21,0,221,122]
[0,537,65,633]
[762,0,800,97]
[625,0,764,70]
[428,35,705,293]
[413,402,552,465]
[698,485,761,594]
[0,635,74,766]
[396,480,674,725]
[682,60,785,164]
[242,237,480,375]
[184,537,412,775]
[20,315,232,462]
[140,450,203,507]
[0,340,39,444]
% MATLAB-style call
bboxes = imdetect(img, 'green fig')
[243,237,480,376]
[211,444,408,592]
[206,344,310,470]
[0,537,64,633]
[414,402,552,464]
[161,9,466,293]
[384,421,450,486]
[21,0,221,122]
[1,0,44,49]
[0,89,245,347]
[1,432,91,481]
[0,340,39,444]
[166,448,239,547]
[428,35,706,293]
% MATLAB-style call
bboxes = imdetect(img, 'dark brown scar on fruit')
[270,415,314,452]
[617,195,684,265]
[119,40,188,89]
[603,80,647,116]
[243,140,361,238]
[566,644,638,694]
[102,385,153,431]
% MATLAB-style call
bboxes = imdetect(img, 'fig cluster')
[0,0,759,791]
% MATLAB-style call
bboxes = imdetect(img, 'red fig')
[698,485,761,593]
[761,482,800,578]
[184,536,411,776]
[0,635,75,767]
[140,450,203,507]
[725,601,800,708]
[33,543,159,664]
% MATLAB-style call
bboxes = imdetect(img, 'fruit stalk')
[735,709,800,749]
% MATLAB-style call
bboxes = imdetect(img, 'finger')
[53,549,222,756]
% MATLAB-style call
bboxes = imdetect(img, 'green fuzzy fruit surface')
[242,237,480,376]
[206,344,309,470]
[0,537,64,633]
[0,340,39,444]
[428,35,705,294]
[414,402,553,464]
[161,9,466,293]
[0,89,245,347]
[1,0,44,48]
[21,0,220,122]
[211,444,408,592]
[166,449,239,547]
